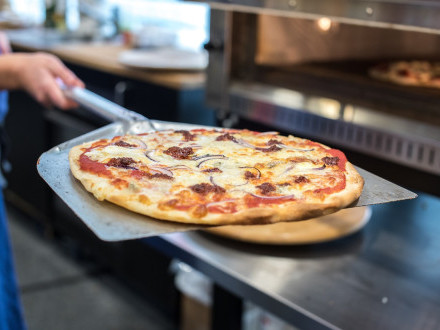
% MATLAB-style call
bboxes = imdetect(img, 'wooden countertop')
[9,31,205,90]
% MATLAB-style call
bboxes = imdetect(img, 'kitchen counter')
[147,193,440,330]
[7,28,206,90]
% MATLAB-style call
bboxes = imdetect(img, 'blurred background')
[1,0,440,329]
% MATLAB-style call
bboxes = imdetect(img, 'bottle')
[44,0,79,31]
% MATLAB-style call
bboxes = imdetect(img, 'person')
[0,33,84,330]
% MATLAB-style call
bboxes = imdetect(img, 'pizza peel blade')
[350,167,417,207]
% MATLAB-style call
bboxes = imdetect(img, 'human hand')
[15,52,85,109]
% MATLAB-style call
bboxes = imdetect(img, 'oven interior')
[205,7,440,196]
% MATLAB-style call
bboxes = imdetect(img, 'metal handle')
[60,83,156,130]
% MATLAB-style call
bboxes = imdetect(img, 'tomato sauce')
[207,203,237,214]
[245,195,296,208]
[79,154,112,177]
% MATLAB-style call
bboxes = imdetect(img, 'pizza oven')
[203,0,440,196]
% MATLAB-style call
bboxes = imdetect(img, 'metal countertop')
[147,193,440,329]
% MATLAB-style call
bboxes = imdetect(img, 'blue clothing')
[0,90,7,124]
[0,87,26,327]
[0,189,26,330]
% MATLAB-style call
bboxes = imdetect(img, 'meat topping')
[114,141,137,148]
[322,156,339,166]
[107,157,137,169]
[190,183,226,195]
[148,173,173,180]
[175,130,196,142]
[294,176,309,184]
[202,168,222,173]
[164,146,194,159]
[267,139,282,146]
[216,133,236,142]
[256,145,282,152]
[244,171,256,179]
[256,182,276,195]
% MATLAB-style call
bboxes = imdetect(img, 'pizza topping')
[216,133,236,142]
[145,150,159,162]
[246,193,296,208]
[313,165,327,171]
[149,166,174,177]
[164,146,194,159]
[193,154,225,161]
[322,156,339,166]
[114,141,137,148]
[149,173,173,180]
[240,166,261,179]
[294,176,309,184]
[244,171,256,179]
[267,139,282,146]
[175,130,196,141]
[79,154,111,176]
[196,156,227,168]
[202,168,222,173]
[256,145,282,152]
[256,182,276,195]
[190,183,226,195]
[107,157,137,169]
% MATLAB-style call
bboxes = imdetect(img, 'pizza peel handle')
[62,85,156,129]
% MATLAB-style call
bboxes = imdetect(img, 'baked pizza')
[369,60,440,88]
[69,128,364,225]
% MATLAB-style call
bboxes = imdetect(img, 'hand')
[15,52,85,109]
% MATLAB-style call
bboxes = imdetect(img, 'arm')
[0,52,84,109]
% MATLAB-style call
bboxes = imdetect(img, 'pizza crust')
[69,130,364,226]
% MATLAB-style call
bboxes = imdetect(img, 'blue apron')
[0,87,26,329]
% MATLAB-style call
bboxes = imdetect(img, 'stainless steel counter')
[147,193,440,329]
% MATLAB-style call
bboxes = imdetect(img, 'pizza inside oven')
[69,129,364,225]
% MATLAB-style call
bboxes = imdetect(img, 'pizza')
[68,128,364,225]
[369,60,440,88]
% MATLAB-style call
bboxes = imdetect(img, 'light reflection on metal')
[229,82,440,175]
[207,0,440,34]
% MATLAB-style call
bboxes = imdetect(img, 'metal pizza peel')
[37,87,417,241]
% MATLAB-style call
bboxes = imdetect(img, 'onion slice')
[193,154,226,161]
[312,165,326,171]
[149,166,173,177]
[279,165,294,177]
[249,193,296,200]
[197,156,227,168]
[145,150,158,162]
[131,138,148,149]
[280,145,314,152]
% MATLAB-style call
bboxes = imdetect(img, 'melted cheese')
[82,130,344,205]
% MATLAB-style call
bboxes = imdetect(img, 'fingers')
[32,53,84,109]
[44,54,85,88]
